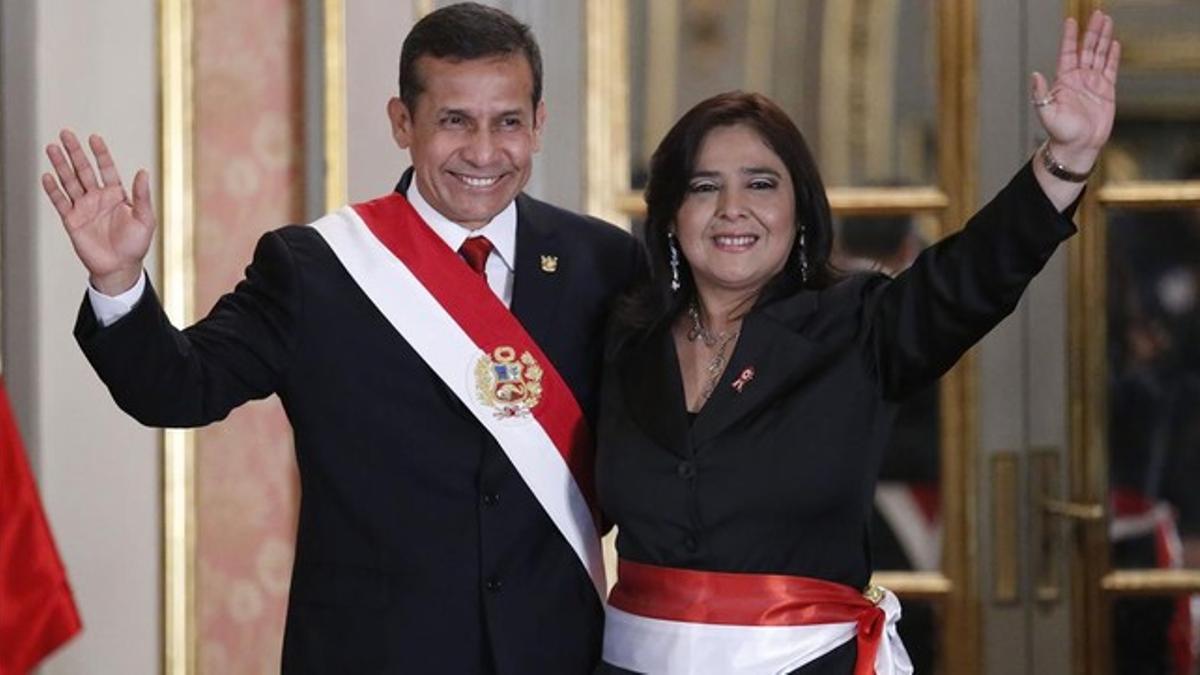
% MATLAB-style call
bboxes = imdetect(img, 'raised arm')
[42,131,155,296]
[865,12,1120,399]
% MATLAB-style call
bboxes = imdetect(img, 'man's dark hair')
[398,2,543,114]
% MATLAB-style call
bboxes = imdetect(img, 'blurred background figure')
[1106,156,1200,675]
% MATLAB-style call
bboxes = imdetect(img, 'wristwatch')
[1040,142,1092,183]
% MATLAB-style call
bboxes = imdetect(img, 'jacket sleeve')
[74,229,302,427]
[863,161,1078,400]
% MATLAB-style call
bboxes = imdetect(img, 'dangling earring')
[668,231,682,292]
[797,225,809,285]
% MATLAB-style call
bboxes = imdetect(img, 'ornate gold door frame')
[1066,2,1200,674]
[159,1,197,673]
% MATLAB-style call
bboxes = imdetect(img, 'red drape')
[0,379,82,674]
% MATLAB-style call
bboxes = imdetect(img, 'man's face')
[388,54,546,229]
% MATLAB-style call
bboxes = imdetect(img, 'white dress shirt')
[87,183,518,327]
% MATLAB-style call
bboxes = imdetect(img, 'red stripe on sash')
[351,194,598,526]
[610,559,886,675]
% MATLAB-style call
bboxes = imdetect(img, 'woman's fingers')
[1104,40,1122,84]
[1056,17,1079,77]
[1079,11,1103,69]
[1093,14,1114,74]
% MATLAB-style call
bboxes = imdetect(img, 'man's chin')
[443,195,516,224]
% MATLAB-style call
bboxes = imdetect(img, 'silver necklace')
[686,301,739,404]
[687,301,732,347]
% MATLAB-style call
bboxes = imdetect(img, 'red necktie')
[459,236,494,278]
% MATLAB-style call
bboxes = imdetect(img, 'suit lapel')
[690,292,823,447]
[618,323,691,457]
[509,195,565,351]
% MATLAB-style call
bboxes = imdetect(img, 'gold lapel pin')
[540,255,559,273]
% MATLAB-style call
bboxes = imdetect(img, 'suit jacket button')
[677,461,696,479]
[485,577,503,592]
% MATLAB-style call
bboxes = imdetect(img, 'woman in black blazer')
[596,11,1120,674]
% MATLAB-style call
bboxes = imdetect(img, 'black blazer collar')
[618,291,825,454]
[509,195,564,350]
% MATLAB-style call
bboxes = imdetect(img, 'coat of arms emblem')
[474,346,544,418]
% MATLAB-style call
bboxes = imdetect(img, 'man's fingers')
[1057,17,1079,77]
[131,169,155,226]
[41,173,73,220]
[46,143,85,201]
[60,129,101,192]
[89,135,124,189]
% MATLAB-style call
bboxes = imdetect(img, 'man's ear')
[387,97,414,149]
[531,99,547,153]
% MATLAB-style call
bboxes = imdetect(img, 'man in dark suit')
[42,4,641,673]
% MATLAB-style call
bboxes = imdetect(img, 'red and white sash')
[604,559,912,675]
[309,194,605,598]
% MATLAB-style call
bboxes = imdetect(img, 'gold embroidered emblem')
[474,346,544,418]
[540,255,559,273]
[862,584,886,605]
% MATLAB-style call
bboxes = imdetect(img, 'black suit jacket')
[75,174,643,674]
[596,164,1076,673]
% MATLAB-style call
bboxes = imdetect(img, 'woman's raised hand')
[1032,10,1120,174]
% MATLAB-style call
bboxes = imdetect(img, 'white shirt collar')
[405,180,517,272]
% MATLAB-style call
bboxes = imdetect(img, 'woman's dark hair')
[617,91,837,333]
[398,2,543,114]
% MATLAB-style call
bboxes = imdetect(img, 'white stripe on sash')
[310,207,606,598]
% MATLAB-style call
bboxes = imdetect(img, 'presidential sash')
[604,559,912,675]
[309,194,605,598]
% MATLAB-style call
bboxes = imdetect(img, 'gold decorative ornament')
[475,346,544,419]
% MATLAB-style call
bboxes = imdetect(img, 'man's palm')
[43,131,157,293]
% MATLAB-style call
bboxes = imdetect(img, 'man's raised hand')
[42,130,156,295]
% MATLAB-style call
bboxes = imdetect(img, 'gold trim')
[641,0,679,169]
[828,187,950,215]
[991,453,1019,603]
[937,0,980,670]
[743,0,777,94]
[323,0,347,210]
[159,0,197,673]
[585,0,631,229]
[871,571,953,599]
[1102,570,1200,595]
[1068,4,1112,671]
[1096,180,1200,207]
[616,187,950,218]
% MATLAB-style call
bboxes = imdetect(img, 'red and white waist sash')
[604,559,912,675]
[309,194,605,598]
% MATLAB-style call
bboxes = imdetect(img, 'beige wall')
[1,1,161,674]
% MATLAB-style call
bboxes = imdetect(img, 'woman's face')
[674,124,797,299]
